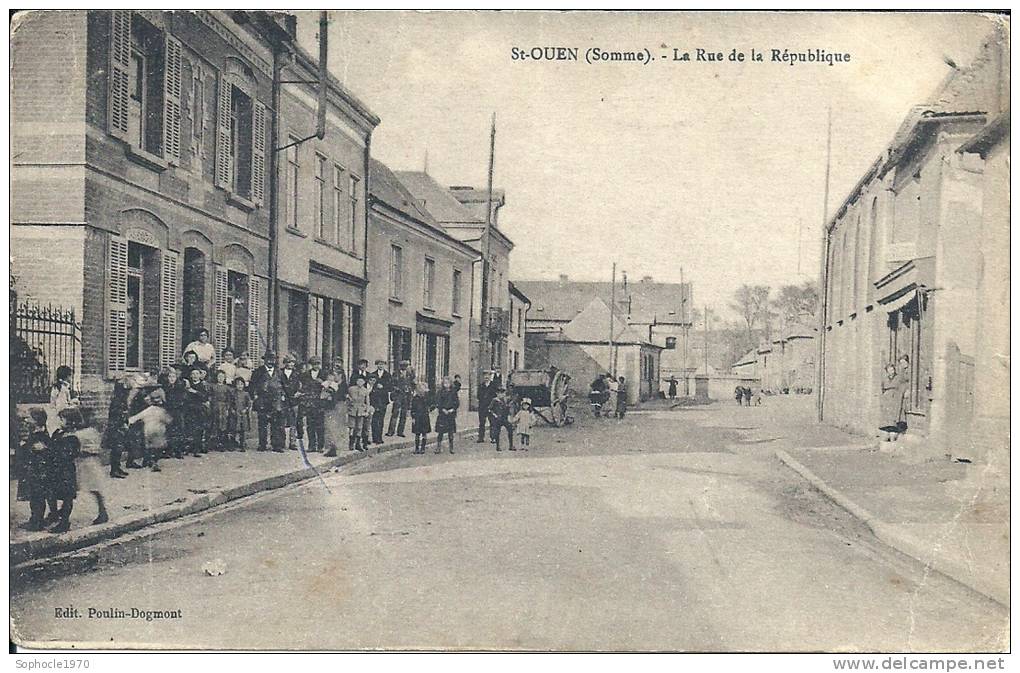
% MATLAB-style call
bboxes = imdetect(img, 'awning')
[879,288,919,314]
[416,312,452,336]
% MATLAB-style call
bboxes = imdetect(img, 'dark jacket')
[280,369,302,407]
[49,429,80,500]
[369,381,390,408]
[477,380,497,410]
[250,366,286,413]
[299,370,325,411]
[16,429,52,501]
[350,367,371,387]
[435,388,459,433]
[487,396,512,424]
[410,392,432,434]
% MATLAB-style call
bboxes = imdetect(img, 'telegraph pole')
[703,304,710,374]
[680,266,688,395]
[609,262,617,377]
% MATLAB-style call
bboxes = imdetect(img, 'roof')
[508,281,531,305]
[827,29,1007,231]
[448,186,506,223]
[557,296,651,345]
[392,171,484,225]
[733,349,758,368]
[368,160,481,257]
[513,279,693,325]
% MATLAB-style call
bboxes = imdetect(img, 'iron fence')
[11,302,81,404]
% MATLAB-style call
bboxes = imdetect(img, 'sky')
[295,11,1001,320]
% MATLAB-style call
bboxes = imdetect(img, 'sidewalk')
[10,412,475,568]
[777,445,1009,606]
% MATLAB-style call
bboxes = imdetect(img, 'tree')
[771,280,820,337]
[730,284,773,348]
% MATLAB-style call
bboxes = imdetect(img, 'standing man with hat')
[299,357,326,453]
[250,351,286,452]
[386,359,415,438]
[279,354,302,450]
[369,359,392,445]
[477,370,497,443]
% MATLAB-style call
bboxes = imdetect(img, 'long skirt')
[323,401,348,451]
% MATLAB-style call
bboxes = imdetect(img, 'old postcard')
[9,9,1010,654]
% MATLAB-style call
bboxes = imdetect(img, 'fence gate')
[11,302,82,403]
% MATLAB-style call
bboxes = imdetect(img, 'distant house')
[527,296,662,404]
[515,274,692,391]
[731,349,758,379]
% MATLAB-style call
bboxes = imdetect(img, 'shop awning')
[878,287,920,314]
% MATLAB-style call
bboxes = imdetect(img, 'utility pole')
[703,304,710,374]
[480,113,496,376]
[609,262,617,377]
[680,266,688,395]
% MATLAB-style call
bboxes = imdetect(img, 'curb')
[11,430,472,568]
[776,449,1008,608]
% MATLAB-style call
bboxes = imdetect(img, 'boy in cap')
[299,357,326,452]
[280,354,301,450]
[487,386,515,452]
[386,359,414,438]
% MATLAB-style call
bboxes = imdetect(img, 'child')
[129,389,172,472]
[434,376,459,454]
[512,398,535,451]
[410,382,433,455]
[17,408,54,531]
[208,368,233,451]
[346,376,371,452]
[48,408,88,533]
[160,366,187,459]
[229,377,253,451]
[182,368,209,456]
[615,376,628,419]
[487,387,515,452]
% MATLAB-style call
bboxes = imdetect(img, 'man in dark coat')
[369,360,392,444]
[351,358,371,388]
[250,351,286,452]
[298,357,326,452]
[476,371,497,443]
[279,354,302,450]
[386,360,415,438]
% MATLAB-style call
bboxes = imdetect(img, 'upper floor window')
[108,11,182,164]
[215,58,266,205]
[452,269,462,315]
[665,336,677,350]
[349,175,361,254]
[287,139,300,229]
[423,257,436,308]
[333,164,346,248]
[390,245,403,300]
[314,154,327,239]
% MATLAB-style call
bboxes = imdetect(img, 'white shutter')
[159,249,180,369]
[162,34,183,164]
[251,100,267,205]
[107,236,129,376]
[214,266,229,361]
[108,10,132,139]
[248,275,262,360]
[214,73,233,190]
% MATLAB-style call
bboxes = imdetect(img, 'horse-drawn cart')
[508,367,574,427]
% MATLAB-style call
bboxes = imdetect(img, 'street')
[11,398,1008,651]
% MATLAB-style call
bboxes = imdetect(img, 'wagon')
[507,367,574,427]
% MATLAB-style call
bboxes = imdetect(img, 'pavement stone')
[10,418,474,567]
[777,446,1009,606]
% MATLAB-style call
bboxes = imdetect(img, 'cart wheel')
[550,402,562,427]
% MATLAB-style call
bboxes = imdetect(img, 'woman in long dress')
[47,365,77,434]
[879,362,905,441]
[322,358,349,457]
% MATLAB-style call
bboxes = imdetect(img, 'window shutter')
[108,10,132,140]
[248,275,262,361]
[214,266,229,361]
[106,236,129,377]
[162,35,183,165]
[215,74,233,190]
[159,249,180,369]
[251,101,267,206]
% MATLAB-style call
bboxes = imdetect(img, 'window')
[452,269,462,315]
[333,164,345,248]
[390,245,403,299]
[125,241,157,370]
[315,154,327,239]
[109,12,182,162]
[226,270,250,352]
[517,308,523,338]
[215,61,265,204]
[665,336,677,350]
[389,326,413,374]
[349,175,360,253]
[423,257,435,308]
[287,139,300,229]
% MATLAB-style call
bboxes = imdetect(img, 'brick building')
[272,41,379,365]
[818,31,1008,461]
[393,173,516,407]
[11,10,291,411]
[365,160,477,388]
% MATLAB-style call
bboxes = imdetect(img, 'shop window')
[389,326,412,374]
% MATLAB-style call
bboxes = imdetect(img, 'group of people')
[476,371,537,452]
[587,373,628,419]
[879,353,912,442]
[733,385,763,407]
[14,326,483,534]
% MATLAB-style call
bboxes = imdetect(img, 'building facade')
[273,43,379,366]
[365,160,477,389]
[12,10,291,411]
[818,32,1008,460]
[507,282,531,373]
[393,173,516,406]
